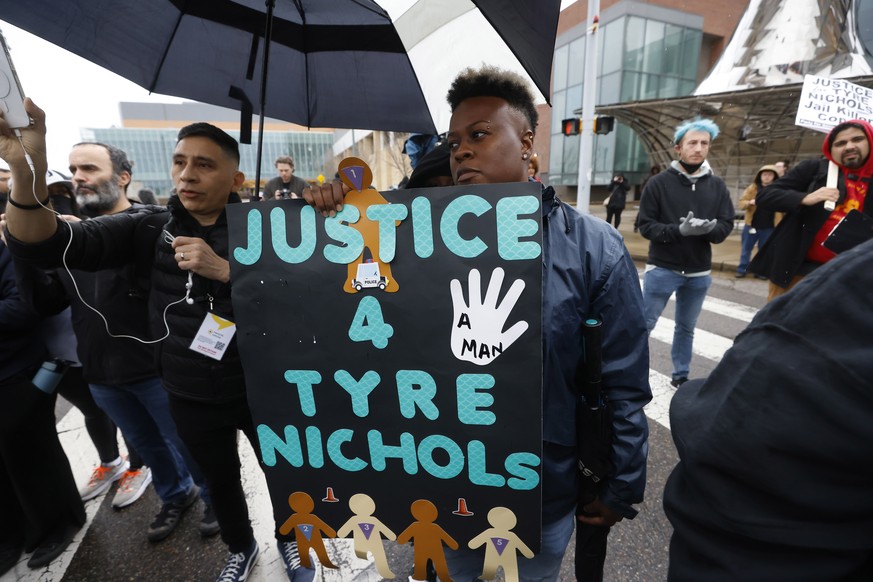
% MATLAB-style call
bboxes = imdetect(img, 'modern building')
[543,0,749,201]
[82,102,334,197]
[599,0,873,195]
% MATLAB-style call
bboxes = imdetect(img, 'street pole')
[576,0,600,212]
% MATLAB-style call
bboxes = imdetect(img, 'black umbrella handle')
[578,318,603,409]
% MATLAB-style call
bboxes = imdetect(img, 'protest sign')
[795,75,873,132]
[227,174,544,571]
[795,75,873,208]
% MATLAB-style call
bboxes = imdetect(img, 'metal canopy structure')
[594,75,873,193]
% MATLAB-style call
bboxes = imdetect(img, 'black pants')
[168,394,286,552]
[0,371,85,551]
[575,522,610,581]
[56,366,143,468]
[605,208,623,229]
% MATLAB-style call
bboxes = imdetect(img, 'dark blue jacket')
[540,186,651,521]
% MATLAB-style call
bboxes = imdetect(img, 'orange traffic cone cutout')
[322,486,339,503]
[452,497,474,516]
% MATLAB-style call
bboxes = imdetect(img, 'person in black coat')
[750,119,873,301]
[605,173,629,228]
[0,242,85,575]
[665,237,873,581]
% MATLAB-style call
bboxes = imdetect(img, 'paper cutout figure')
[452,497,474,516]
[337,157,402,294]
[278,491,338,569]
[322,486,339,503]
[397,499,459,582]
[449,267,529,366]
[467,507,533,582]
[336,493,397,578]
[341,164,366,192]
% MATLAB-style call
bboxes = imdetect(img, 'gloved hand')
[678,211,717,236]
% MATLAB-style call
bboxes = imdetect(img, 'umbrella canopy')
[0,0,559,134]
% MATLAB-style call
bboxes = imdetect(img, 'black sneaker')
[277,540,315,581]
[147,486,199,542]
[216,539,260,582]
[734,271,746,278]
[26,523,79,569]
[200,504,221,537]
[670,377,689,388]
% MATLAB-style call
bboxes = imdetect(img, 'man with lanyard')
[1,102,309,582]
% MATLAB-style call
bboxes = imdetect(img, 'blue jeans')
[443,509,576,581]
[643,266,711,381]
[90,377,205,505]
[737,226,773,273]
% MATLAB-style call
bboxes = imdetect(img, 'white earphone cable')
[12,133,191,344]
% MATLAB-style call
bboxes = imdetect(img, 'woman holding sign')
[306,66,651,582]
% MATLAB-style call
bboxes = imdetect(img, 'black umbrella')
[0,0,559,188]
[575,317,614,507]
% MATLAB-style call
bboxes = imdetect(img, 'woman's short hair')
[447,66,538,133]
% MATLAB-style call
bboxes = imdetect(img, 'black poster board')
[227,181,544,557]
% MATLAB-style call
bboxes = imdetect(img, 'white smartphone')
[0,29,30,128]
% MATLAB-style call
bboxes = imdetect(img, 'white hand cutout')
[450,268,529,366]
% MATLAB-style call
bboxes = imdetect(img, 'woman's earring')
[522,153,529,160]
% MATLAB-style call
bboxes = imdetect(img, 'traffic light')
[561,118,581,136]
[594,116,615,135]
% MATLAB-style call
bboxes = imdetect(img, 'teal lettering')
[456,374,496,425]
[396,370,439,420]
[257,424,303,467]
[334,370,380,417]
[505,452,541,490]
[367,430,418,474]
[232,208,263,265]
[283,370,322,417]
[366,204,408,262]
[496,196,541,260]
[348,296,394,349]
[417,434,465,479]
[326,429,367,471]
[411,197,434,258]
[324,205,364,264]
[467,440,505,487]
[440,195,491,258]
[270,206,316,264]
[304,426,324,468]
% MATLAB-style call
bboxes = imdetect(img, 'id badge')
[189,313,237,360]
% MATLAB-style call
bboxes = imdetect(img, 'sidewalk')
[587,203,744,273]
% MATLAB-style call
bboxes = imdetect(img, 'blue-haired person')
[637,118,735,387]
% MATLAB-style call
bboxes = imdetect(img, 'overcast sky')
[1,0,578,172]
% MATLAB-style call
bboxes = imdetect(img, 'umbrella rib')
[290,0,311,128]
[149,11,186,93]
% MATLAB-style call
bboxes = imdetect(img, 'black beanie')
[405,142,451,189]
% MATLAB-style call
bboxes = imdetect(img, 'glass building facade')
[549,6,703,188]
[82,127,334,197]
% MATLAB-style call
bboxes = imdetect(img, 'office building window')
[549,13,702,186]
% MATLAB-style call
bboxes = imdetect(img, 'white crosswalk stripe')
[650,317,734,362]
[644,291,759,430]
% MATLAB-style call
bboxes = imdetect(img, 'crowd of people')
[0,62,871,582]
